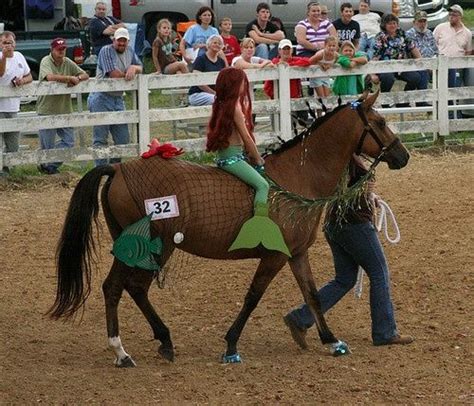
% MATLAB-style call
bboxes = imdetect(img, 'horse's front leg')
[288,251,350,356]
[223,254,288,363]
[103,259,136,367]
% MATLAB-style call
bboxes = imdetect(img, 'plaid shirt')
[405,27,438,58]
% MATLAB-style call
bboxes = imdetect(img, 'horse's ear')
[363,89,380,110]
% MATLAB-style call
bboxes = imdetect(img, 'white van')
[111,0,449,43]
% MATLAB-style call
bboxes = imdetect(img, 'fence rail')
[1,56,473,169]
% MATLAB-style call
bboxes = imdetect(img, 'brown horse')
[49,91,409,367]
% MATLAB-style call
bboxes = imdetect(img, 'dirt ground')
[0,150,472,405]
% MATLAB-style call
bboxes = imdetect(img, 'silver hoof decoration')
[221,353,242,363]
[330,340,351,357]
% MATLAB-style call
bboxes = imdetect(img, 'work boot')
[283,314,308,350]
[374,334,414,346]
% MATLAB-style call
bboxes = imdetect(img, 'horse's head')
[353,90,410,170]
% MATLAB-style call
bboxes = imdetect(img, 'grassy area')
[463,8,474,29]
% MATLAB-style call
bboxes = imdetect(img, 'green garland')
[266,165,375,225]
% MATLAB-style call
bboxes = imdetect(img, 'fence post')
[437,55,449,138]
[137,74,150,154]
[0,131,4,172]
[278,63,292,140]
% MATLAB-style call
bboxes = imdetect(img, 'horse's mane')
[266,103,349,156]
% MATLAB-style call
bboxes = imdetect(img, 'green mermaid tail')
[229,203,291,257]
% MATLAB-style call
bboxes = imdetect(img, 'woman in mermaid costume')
[207,67,290,256]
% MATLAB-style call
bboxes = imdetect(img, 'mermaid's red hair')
[206,67,254,152]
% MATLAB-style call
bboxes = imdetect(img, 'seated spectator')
[219,17,240,66]
[37,38,89,174]
[152,19,189,74]
[406,11,438,103]
[89,1,125,55]
[263,39,313,125]
[352,0,380,60]
[188,34,226,106]
[269,14,287,38]
[295,1,336,57]
[308,35,339,106]
[373,14,423,107]
[245,2,284,60]
[333,2,361,47]
[232,38,273,69]
[320,5,330,21]
[332,40,368,96]
[179,7,219,64]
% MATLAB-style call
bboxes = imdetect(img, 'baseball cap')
[278,39,293,49]
[414,11,427,21]
[449,4,463,16]
[51,38,67,50]
[114,27,130,40]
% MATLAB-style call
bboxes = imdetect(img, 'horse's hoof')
[330,340,351,357]
[115,355,137,367]
[221,353,242,364]
[158,345,174,362]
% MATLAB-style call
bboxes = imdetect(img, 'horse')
[48,91,409,367]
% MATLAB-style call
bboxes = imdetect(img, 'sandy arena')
[0,150,472,404]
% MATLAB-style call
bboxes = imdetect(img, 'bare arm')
[352,54,368,65]
[192,69,216,94]
[295,26,318,52]
[151,42,161,73]
[45,72,87,86]
[411,47,422,59]
[234,103,263,165]
[0,54,6,76]
[102,22,126,36]
[248,27,284,45]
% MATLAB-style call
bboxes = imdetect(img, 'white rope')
[354,198,400,299]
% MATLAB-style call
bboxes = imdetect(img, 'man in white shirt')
[0,31,32,175]
[353,0,380,60]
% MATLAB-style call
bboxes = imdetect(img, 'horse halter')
[353,103,400,168]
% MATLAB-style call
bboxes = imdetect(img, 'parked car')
[14,30,95,79]
[111,0,449,43]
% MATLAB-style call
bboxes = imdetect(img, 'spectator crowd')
[0,1,472,175]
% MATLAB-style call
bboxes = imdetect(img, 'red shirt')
[222,35,241,65]
[263,56,311,99]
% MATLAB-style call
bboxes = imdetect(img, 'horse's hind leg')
[288,251,349,355]
[223,255,288,362]
[103,259,137,367]
[125,268,174,362]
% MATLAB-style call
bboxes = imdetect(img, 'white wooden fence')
[1,55,473,170]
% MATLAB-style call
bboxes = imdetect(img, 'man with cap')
[88,27,142,167]
[36,38,89,175]
[89,1,126,55]
[406,11,438,103]
[433,4,472,117]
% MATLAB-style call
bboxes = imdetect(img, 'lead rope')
[354,198,400,298]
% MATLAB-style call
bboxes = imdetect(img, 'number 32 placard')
[144,195,180,220]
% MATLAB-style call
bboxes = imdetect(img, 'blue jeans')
[38,125,75,171]
[448,68,461,119]
[287,221,398,344]
[359,35,375,60]
[379,71,424,93]
[88,92,130,167]
[254,43,278,60]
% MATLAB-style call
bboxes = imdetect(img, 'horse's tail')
[48,165,116,320]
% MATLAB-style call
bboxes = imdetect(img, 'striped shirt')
[296,18,334,55]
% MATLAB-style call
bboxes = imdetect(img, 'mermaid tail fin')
[229,203,291,257]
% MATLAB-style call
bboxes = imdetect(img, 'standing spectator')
[295,1,337,58]
[320,5,330,22]
[352,0,380,60]
[88,28,142,167]
[263,39,314,125]
[188,34,226,106]
[232,38,273,69]
[89,1,125,55]
[433,5,472,90]
[219,17,240,66]
[245,2,284,60]
[332,40,368,96]
[333,3,360,47]
[0,31,32,175]
[152,19,189,75]
[36,38,89,175]
[284,156,413,349]
[372,14,422,107]
[406,11,438,104]
[179,7,219,64]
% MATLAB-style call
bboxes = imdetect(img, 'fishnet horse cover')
[120,156,259,259]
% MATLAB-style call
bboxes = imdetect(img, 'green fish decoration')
[112,214,163,271]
